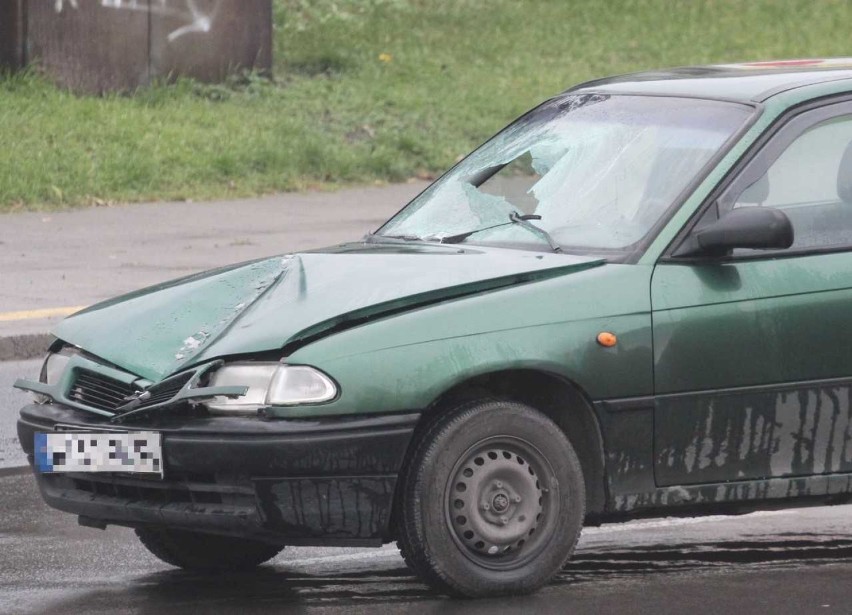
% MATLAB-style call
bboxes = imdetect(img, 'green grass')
[2,0,851,211]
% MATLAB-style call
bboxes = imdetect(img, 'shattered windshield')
[377,94,752,256]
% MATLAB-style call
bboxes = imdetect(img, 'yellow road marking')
[0,306,88,322]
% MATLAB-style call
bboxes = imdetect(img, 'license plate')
[35,432,163,476]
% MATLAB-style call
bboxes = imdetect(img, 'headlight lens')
[205,363,338,415]
[267,365,337,405]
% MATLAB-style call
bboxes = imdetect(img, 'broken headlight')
[205,363,338,415]
[31,348,76,403]
[40,351,72,386]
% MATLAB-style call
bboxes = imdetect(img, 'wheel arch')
[393,368,608,529]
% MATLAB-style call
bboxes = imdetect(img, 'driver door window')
[727,114,852,253]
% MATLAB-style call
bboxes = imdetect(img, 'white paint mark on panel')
[51,0,222,43]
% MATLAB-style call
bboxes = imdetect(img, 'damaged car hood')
[52,243,604,381]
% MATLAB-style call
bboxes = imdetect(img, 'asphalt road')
[0,359,39,470]
[1,469,850,614]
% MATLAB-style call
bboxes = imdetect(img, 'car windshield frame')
[373,92,758,263]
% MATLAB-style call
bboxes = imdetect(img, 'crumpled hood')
[53,243,604,381]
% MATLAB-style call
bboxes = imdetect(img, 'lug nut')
[482,503,490,511]
[513,495,522,503]
[500,516,508,525]
[495,481,503,488]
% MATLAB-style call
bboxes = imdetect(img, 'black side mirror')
[674,206,794,257]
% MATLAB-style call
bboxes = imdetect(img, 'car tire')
[135,527,284,571]
[396,399,585,597]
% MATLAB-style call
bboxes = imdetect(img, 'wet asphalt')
[0,359,38,471]
[1,468,851,614]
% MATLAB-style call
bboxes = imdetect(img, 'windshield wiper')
[508,212,562,253]
[364,232,425,244]
[438,213,562,253]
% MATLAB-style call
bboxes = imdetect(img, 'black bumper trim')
[19,403,420,546]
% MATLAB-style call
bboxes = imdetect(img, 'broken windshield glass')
[377,94,752,256]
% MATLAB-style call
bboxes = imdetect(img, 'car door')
[651,99,852,487]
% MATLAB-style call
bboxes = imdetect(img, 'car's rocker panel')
[595,382,852,517]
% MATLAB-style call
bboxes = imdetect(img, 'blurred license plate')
[35,432,163,476]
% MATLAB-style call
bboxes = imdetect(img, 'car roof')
[568,58,852,104]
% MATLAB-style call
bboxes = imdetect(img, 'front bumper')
[18,403,419,546]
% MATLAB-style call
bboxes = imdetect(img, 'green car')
[15,58,852,597]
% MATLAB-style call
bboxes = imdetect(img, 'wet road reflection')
[561,534,852,580]
[2,470,852,614]
[21,533,852,613]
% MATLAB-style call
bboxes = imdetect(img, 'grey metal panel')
[22,0,272,93]
[150,0,272,83]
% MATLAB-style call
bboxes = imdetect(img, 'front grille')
[69,370,137,412]
[138,373,193,409]
[68,370,193,415]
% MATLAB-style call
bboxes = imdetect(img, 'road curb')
[0,333,53,362]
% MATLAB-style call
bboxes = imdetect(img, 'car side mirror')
[673,206,794,258]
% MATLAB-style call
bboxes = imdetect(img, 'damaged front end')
[15,243,602,546]
[15,346,415,546]
[15,346,339,423]
[15,347,248,422]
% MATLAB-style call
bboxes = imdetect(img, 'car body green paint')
[52,257,288,381]
[52,244,605,383]
[281,263,653,418]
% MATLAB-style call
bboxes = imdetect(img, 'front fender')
[267,264,653,418]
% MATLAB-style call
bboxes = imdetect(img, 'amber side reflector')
[597,332,617,347]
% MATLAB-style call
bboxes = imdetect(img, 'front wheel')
[396,399,586,597]
[135,527,284,571]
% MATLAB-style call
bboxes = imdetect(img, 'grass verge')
[1,0,851,211]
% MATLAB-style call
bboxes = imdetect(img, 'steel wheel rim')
[444,435,558,570]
